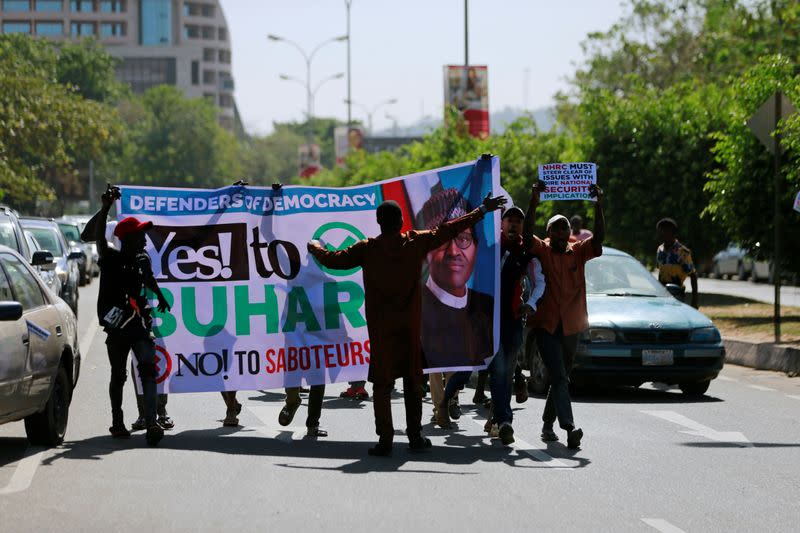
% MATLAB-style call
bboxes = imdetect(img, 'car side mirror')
[31,250,56,271]
[665,283,685,298]
[68,250,84,261]
[0,301,23,321]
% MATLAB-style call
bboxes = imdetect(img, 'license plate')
[642,349,674,366]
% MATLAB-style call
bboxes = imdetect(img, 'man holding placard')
[524,170,605,449]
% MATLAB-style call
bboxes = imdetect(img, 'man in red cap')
[86,186,171,446]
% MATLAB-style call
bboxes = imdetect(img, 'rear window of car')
[26,228,63,257]
[58,223,81,243]
[0,215,19,251]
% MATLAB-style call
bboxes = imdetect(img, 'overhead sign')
[444,65,489,138]
[747,92,797,154]
[116,157,502,393]
[538,162,597,201]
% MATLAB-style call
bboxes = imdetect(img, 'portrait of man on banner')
[418,188,494,370]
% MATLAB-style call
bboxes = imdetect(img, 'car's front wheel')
[679,380,710,397]
[24,365,70,446]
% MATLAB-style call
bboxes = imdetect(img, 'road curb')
[724,338,800,375]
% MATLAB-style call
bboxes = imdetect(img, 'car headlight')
[587,328,616,343]
[690,326,721,343]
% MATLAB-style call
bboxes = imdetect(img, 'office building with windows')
[0,0,239,131]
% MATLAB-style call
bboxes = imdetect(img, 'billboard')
[334,126,365,166]
[444,65,489,138]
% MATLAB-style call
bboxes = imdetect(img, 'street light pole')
[344,98,397,134]
[268,33,347,143]
[345,0,352,132]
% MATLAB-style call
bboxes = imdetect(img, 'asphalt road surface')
[2,281,799,532]
[698,277,800,307]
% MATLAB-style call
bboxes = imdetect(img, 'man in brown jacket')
[307,193,506,456]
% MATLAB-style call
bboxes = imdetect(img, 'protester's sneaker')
[499,423,515,445]
[145,424,164,446]
[408,436,432,452]
[109,423,131,439]
[157,415,175,430]
[567,427,584,450]
[306,425,328,438]
[354,386,369,400]
[541,426,559,442]
[514,375,529,404]
[278,402,300,426]
[130,417,146,432]
[339,387,357,399]
[367,442,392,457]
[448,398,462,420]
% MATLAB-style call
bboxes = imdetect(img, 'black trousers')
[106,327,157,426]
[372,375,423,443]
[285,385,325,428]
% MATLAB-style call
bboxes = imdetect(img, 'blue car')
[524,247,725,396]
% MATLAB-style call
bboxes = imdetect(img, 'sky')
[219,0,628,135]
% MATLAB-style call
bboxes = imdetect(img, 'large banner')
[119,157,501,393]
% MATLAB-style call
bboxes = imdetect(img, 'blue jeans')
[488,322,524,425]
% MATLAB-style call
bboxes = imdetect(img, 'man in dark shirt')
[87,186,171,446]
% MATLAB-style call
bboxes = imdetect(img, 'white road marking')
[642,410,752,447]
[79,315,100,363]
[466,413,572,468]
[747,384,776,392]
[0,448,46,495]
[716,375,738,382]
[787,395,800,401]
[642,518,687,533]
[220,405,306,442]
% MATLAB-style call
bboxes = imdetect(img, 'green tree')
[56,38,127,103]
[119,86,241,188]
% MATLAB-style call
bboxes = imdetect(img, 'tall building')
[0,0,239,132]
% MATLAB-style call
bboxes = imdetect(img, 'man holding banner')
[308,193,506,456]
[524,176,605,449]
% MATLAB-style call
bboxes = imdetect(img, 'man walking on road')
[523,182,605,449]
[308,193,506,456]
[656,218,699,309]
[87,186,171,446]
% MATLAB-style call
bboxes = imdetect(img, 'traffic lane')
[698,277,800,307]
[3,364,800,532]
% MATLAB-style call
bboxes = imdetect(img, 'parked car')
[63,215,99,277]
[0,206,62,294]
[712,242,751,280]
[0,245,80,446]
[56,219,92,285]
[522,247,725,396]
[19,218,82,318]
[23,230,61,297]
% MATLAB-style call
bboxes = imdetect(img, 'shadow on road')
[567,385,724,405]
[37,423,590,473]
[0,437,32,467]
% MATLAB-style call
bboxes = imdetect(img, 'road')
[2,281,800,532]
[698,277,800,307]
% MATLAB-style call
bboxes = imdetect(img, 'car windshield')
[26,227,64,257]
[58,223,81,243]
[0,216,18,250]
[586,254,670,297]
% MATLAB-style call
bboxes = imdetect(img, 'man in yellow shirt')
[656,218,699,309]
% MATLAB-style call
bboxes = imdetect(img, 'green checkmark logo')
[312,221,367,276]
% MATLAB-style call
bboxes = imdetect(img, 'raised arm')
[589,184,605,255]
[522,182,544,250]
[307,239,367,271]
[93,186,120,258]
[424,193,507,252]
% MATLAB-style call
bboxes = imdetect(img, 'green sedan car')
[525,247,725,396]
